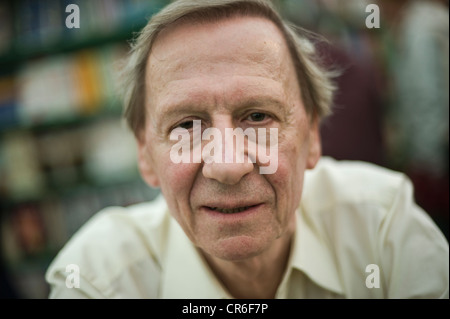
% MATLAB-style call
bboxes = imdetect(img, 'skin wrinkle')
[156,82,289,138]
[138,15,320,298]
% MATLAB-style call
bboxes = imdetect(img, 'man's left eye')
[247,112,267,122]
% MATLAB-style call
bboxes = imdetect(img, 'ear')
[306,117,321,170]
[136,132,160,188]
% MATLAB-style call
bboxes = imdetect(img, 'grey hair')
[120,0,337,137]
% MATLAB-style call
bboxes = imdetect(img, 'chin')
[205,235,273,262]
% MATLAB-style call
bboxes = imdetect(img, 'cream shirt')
[45,157,449,298]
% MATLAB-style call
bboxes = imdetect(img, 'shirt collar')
[161,206,344,298]
[161,214,232,299]
[289,207,344,296]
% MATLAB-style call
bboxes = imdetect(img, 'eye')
[247,112,268,122]
[176,120,194,130]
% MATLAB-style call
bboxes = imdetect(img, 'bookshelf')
[0,0,166,298]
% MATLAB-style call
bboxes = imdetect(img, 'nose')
[203,161,254,185]
[202,121,254,185]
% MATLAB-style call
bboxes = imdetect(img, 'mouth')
[206,205,259,214]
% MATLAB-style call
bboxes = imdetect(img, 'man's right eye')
[176,120,194,130]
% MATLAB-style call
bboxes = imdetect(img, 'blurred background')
[0,0,448,298]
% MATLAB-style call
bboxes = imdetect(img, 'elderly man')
[46,0,448,298]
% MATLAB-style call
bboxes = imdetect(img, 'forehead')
[153,16,286,65]
[145,15,299,115]
[150,15,293,79]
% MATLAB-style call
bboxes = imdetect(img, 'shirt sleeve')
[378,176,449,298]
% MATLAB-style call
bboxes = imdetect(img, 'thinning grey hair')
[120,0,336,137]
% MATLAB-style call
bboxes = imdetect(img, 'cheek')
[267,129,309,208]
[269,149,305,199]
[159,161,197,200]
[148,141,197,207]
[156,161,200,241]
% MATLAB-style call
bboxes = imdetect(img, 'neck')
[200,219,296,299]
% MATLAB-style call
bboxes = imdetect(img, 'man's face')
[138,16,321,261]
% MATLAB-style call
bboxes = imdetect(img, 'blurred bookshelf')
[0,0,166,298]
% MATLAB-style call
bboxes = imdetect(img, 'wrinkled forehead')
[146,16,295,85]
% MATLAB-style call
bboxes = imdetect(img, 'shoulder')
[303,156,407,212]
[301,156,411,247]
[45,193,170,297]
[301,156,422,244]
[301,157,449,298]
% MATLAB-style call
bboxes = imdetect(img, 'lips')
[207,205,256,214]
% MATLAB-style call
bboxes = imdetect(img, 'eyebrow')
[239,96,287,113]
